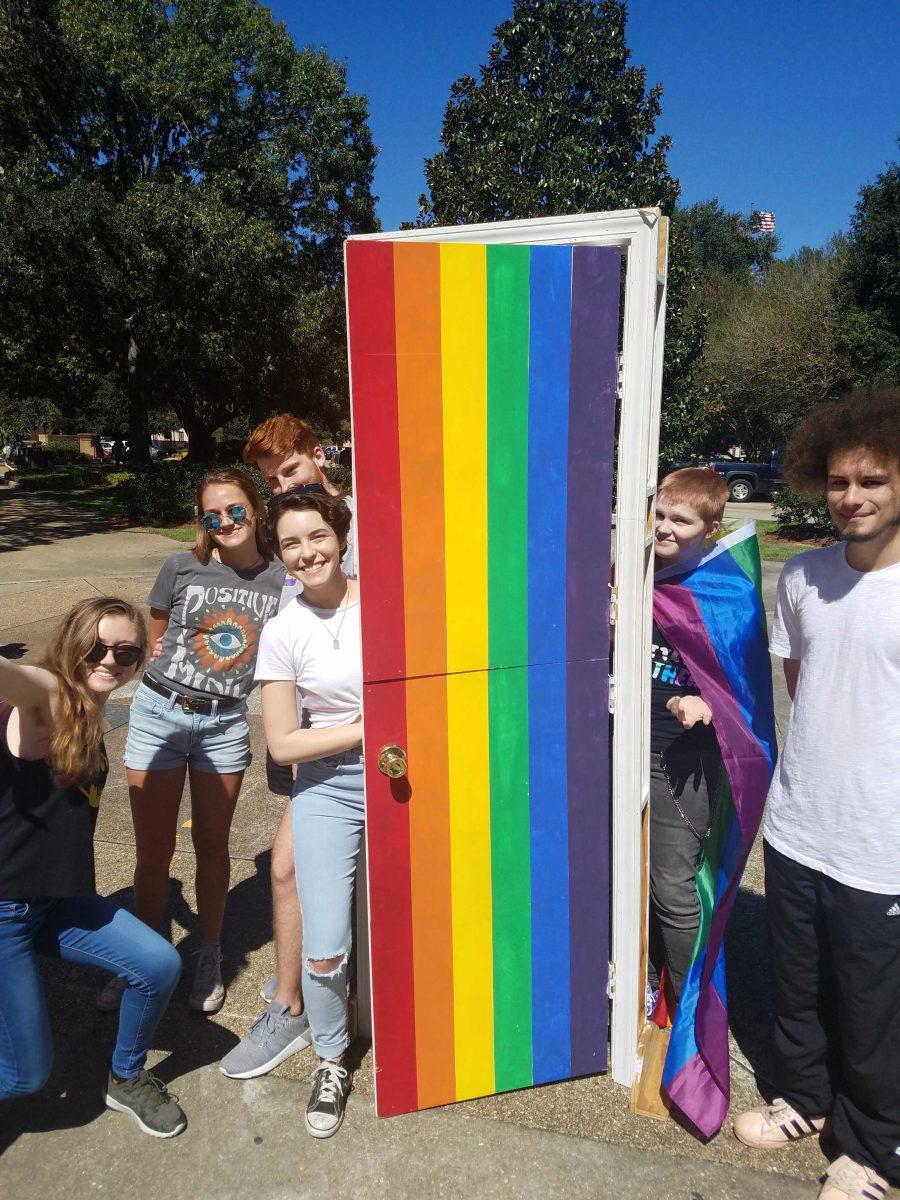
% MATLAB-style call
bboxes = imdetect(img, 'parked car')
[707,451,783,502]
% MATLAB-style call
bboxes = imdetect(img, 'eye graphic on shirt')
[195,608,258,672]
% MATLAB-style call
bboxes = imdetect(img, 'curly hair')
[784,386,900,497]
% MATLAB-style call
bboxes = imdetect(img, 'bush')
[323,463,353,493]
[118,461,268,525]
[772,485,833,537]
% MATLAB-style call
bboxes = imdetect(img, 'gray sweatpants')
[648,724,721,1002]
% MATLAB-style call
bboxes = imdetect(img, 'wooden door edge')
[629,1022,673,1122]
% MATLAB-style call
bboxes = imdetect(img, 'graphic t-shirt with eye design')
[145,552,286,700]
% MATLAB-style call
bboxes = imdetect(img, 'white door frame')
[347,207,669,1089]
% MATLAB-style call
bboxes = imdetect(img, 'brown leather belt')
[141,674,242,715]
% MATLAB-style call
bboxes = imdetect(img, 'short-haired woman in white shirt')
[252,490,362,1139]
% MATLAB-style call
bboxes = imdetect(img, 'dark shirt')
[650,620,704,758]
[0,706,107,898]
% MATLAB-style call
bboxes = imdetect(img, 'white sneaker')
[96,975,128,1012]
[189,942,225,1013]
[733,1097,827,1148]
[818,1155,889,1200]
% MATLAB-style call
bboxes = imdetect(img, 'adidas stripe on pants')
[764,840,900,1183]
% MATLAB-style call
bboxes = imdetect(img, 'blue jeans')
[0,894,182,1097]
[291,752,365,1060]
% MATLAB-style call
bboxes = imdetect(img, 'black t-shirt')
[650,620,703,757]
[0,706,107,899]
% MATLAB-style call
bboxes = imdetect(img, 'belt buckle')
[179,695,199,714]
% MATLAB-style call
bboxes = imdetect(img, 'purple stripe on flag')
[566,245,619,1073]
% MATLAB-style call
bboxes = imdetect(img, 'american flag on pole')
[756,211,776,232]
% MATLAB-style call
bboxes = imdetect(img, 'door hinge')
[608,677,615,714]
[609,584,618,625]
[606,961,616,998]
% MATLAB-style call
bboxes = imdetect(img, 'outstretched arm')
[0,656,56,712]
[260,680,362,765]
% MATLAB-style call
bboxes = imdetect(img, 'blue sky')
[270,0,899,257]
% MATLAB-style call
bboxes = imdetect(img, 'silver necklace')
[306,597,352,650]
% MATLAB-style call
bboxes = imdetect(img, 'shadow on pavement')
[0,492,122,553]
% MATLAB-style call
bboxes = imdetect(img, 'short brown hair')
[192,468,270,564]
[242,414,319,466]
[266,491,352,561]
[657,467,728,525]
[784,387,900,496]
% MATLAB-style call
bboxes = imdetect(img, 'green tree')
[841,154,900,382]
[0,0,377,460]
[415,0,712,463]
[702,242,854,456]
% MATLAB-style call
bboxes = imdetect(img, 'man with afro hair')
[734,388,900,1200]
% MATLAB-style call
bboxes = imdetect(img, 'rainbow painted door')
[346,239,620,1117]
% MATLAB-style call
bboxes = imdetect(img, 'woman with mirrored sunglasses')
[115,468,285,1017]
[0,597,187,1137]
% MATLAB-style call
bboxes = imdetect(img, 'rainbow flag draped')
[652,522,777,1138]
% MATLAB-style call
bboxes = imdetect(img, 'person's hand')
[151,636,164,661]
[665,694,713,730]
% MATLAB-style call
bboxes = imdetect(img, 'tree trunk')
[183,412,218,463]
[126,326,150,465]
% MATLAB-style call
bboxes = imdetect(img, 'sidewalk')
[0,492,839,1198]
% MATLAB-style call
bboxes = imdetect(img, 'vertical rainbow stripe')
[347,239,620,1117]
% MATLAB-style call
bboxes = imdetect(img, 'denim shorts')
[124,680,251,774]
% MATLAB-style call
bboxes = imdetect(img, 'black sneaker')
[104,1069,187,1138]
[305,1060,350,1139]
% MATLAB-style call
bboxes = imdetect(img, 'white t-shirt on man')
[254,594,361,729]
[764,542,900,893]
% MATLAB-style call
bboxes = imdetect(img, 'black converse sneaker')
[104,1069,187,1138]
[305,1060,350,1139]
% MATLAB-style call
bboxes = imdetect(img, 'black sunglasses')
[266,483,327,508]
[84,641,143,667]
[200,503,249,531]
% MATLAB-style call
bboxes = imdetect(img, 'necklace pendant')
[333,637,340,650]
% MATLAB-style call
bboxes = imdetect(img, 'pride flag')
[652,522,777,1138]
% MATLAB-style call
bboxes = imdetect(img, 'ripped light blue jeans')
[291,751,364,1060]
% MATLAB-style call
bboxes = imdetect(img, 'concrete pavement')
[0,490,854,1199]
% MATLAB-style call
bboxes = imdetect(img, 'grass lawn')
[150,524,194,542]
[12,463,129,520]
[729,518,834,563]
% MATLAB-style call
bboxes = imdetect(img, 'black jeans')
[648,724,721,1002]
[765,840,900,1182]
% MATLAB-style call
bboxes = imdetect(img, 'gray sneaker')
[219,1001,312,1079]
[104,1070,186,1138]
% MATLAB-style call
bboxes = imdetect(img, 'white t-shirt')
[764,543,900,893]
[277,493,357,612]
[254,595,361,729]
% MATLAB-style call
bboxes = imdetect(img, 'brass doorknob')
[377,744,407,779]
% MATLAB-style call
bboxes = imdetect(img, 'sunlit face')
[256,449,327,496]
[276,508,345,593]
[83,614,143,696]
[654,496,719,566]
[200,483,258,552]
[826,448,900,544]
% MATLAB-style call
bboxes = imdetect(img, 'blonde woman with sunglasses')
[105,469,285,1016]
[0,597,186,1137]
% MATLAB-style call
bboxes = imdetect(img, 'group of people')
[0,396,897,1199]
